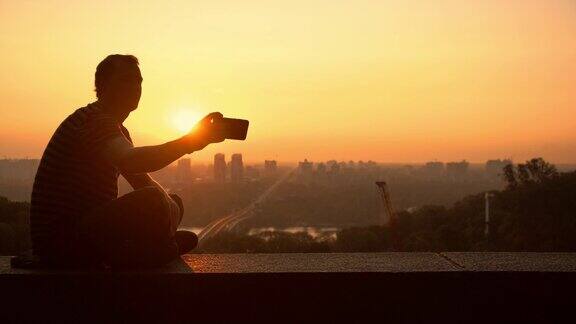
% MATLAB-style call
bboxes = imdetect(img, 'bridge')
[197,168,296,244]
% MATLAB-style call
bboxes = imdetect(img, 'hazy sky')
[1,0,575,163]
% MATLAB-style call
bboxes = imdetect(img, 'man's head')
[95,54,142,114]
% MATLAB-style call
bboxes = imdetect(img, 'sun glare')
[171,108,203,134]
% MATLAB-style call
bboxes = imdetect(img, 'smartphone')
[218,117,249,140]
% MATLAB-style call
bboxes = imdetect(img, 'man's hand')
[180,112,226,153]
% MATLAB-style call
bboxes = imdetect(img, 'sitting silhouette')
[29,54,226,269]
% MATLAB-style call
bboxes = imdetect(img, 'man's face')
[105,64,142,112]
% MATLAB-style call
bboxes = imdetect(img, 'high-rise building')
[446,160,469,179]
[231,154,244,183]
[298,159,313,175]
[422,161,445,177]
[176,158,192,184]
[214,153,226,183]
[264,160,278,177]
[316,162,327,174]
[327,160,340,174]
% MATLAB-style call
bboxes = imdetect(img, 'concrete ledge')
[442,252,576,271]
[2,253,576,322]
[182,252,461,272]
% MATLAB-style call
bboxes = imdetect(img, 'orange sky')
[1,0,575,164]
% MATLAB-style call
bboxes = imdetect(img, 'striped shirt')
[30,102,132,256]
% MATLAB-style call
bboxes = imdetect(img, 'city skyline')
[2,155,576,168]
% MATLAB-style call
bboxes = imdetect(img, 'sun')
[171,108,203,134]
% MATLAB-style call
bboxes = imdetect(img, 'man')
[30,54,225,268]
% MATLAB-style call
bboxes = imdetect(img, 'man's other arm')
[121,170,164,192]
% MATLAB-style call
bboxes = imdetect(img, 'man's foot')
[174,230,198,255]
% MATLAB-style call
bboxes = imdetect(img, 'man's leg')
[168,193,184,233]
[168,193,199,254]
[78,186,182,268]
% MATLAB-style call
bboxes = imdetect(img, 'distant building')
[486,159,512,175]
[366,160,378,168]
[176,158,192,184]
[298,159,313,175]
[326,160,337,167]
[214,153,226,183]
[328,161,340,174]
[264,160,278,177]
[446,160,469,179]
[316,162,326,174]
[422,161,444,177]
[230,154,244,183]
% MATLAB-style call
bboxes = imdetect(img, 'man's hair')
[94,54,139,99]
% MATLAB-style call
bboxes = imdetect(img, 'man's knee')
[138,185,169,205]
[136,187,181,233]
[133,186,173,223]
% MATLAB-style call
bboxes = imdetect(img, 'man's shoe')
[174,230,198,255]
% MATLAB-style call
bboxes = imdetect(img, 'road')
[197,168,295,245]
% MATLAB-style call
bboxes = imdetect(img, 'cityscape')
[4,155,572,235]
[0,155,530,203]
[3,156,574,198]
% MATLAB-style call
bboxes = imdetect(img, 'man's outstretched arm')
[102,112,225,174]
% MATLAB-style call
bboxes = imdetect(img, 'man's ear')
[97,84,108,99]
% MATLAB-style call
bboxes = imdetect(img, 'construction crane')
[375,181,396,226]
[375,181,400,250]
[484,192,492,238]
